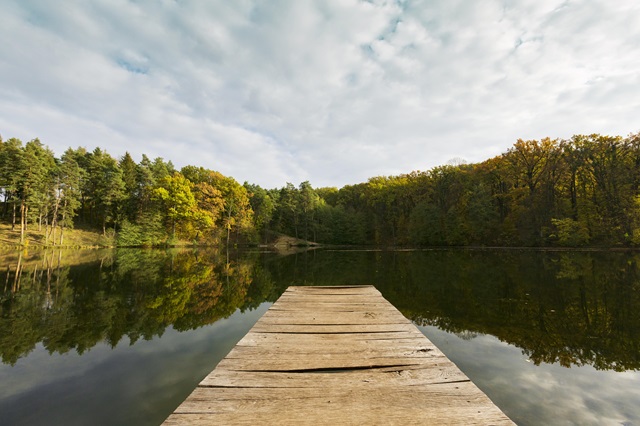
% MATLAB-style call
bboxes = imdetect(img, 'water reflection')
[2,249,640,371]
[0,248,279,366]
[418,326,640,426]
[266,249,640,372]
[1,248,640,425]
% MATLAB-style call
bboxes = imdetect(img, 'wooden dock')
[163,286,514,425]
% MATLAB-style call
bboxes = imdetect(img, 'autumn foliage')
[2,132,640,247]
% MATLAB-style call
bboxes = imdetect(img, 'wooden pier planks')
[163,286,514,425]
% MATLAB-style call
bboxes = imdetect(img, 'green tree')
[150,157,175,181]
[12,139,57,244]
[244,183,275,244]
[86,148,127,235]
[276,183,300,238]
[119,152,138,222]
[0,138,25,230]
[298,181,320,241]
[505,138,563,245]
[153,172,200,240]
[53,150,83,245]
[216,176,253,247]
[25,140,57,233]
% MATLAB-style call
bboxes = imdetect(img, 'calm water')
[1,248,639,425]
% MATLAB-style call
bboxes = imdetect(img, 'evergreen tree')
[0,138,25,229]
[119,152,138,221]
[86,148,126,235]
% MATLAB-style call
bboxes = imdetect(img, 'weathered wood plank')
[224,343,446,359]
[215,356,434,372]
[235,331,426,346]
[267,302,398,311]
[199,364,469,388]
[258,312,410,325]
[165,385,513,425]
[236,333,437,352]
[163,286,515,425]
[283,285,378,294]
[249,323,418,333]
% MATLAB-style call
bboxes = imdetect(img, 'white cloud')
[1,0,639,188]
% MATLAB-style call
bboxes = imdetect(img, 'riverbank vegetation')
[1,132,639,248]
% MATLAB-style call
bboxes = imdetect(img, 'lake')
[1,247,639,425]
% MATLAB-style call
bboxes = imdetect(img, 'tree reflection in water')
[256,248,640,372]
[1,248,639,372]
[0,248,278,365]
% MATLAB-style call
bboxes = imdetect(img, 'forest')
[1,131,640,247]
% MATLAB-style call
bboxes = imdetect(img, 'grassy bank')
[0,218,318,252]
[0,223,238,250]
[0,223,106,250]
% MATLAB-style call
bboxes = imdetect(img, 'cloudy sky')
[1,1,639,188]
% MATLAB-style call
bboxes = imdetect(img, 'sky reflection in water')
[1,248,639,425]
[0,302,270,426]
[420,325,640,426]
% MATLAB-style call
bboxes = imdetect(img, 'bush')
[549,218,590,247]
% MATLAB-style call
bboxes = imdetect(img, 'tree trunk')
[59,208,66,246]
[12,201,16,230]
[20,201,26,245]
[2,192,7,218]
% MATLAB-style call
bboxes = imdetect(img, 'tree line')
[252,132,640,247]
[1,132,640,247]
[0,138,253,246]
